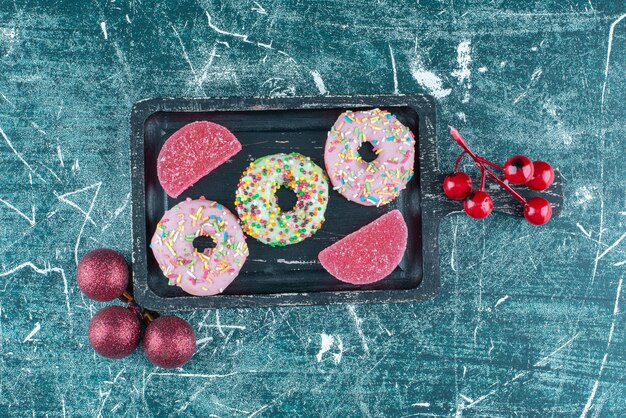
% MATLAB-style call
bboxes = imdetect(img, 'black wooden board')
[130,95,563,311]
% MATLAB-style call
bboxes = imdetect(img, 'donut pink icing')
[150,197,248,296]
[324,108,415,206]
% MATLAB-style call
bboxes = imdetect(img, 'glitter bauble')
[88,306,141,359]
[143,316,196,368]
[77,249,128,301]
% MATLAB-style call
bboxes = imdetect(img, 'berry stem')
[483,167,527,204]
[142,309,158,325]
[476,156,503,171]
[479,165,486,191]
[450,127,504,170]
[449,127,481,161]
[449,126,528,205]
[454,151,467,171]
[118,291,134,304]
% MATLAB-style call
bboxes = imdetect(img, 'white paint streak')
[577,223,592,238]
[276,258,316,265]
[114,196,130,219]
[613,278,622,315]
[412,402,431,407]
[450,221,458,272]
[214,309,226,337]
[462,389,497,410]
[58,183,102,265]
[149,371,238,379]
[531,67,543,81]
[96,368,125,418]
[30,121,46,136]
[316,333,334,362]
[248,404,271,418]
[388,43,399,94]
[0,93,13,106]
[513,67,543,104]
[170,24,196,76]
[410,64,451,99]
[206,11,293,60]
[473,324,479,347]
[332,336,344,364]
[409,51,450,99]
[251,1,267,14]
[597,231,626,261]
[451,40,472,102]
[581,356,606,418]
[194,44,220,90]
[0,198,35,226]
[495,295,510,308]
[56,145,64,167]
[0,262,71,326]
[574,186,594,208]
[54,185,99,226]
[580,278,623,417]
[534,332,580,367]
[347,305,369,354]
[100,22,108,40]
[0,126,35,173]
[195,337,212,345]
[601,13,626,111]
[23,322,41,342]
[206,14,253,43]
[310,70,328,95]
[204,324,245,331]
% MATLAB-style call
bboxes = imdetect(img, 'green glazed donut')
[235,153,329,246]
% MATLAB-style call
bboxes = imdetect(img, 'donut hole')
[358,141,377,162]
[275,186,297,212]
[192,235,217,253]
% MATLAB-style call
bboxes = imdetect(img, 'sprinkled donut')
[150,197,248,296]
[235,152,329,246]
[324,108,415,206]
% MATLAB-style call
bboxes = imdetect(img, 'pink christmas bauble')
[143,316,196,368]
[88,306,141,359]
[77,249,128,301]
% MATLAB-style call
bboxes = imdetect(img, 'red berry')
[143,316,196,368]
[88,306,141,359]
[526,161,554,191]
[524,197,552,225]
[443,172,473,200]
[503,155,534,184]
[464,191,493,219]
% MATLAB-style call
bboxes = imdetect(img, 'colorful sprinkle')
[324,108,415,207]
[234,153,329,246]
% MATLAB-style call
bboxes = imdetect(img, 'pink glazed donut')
[324,108,415,206]
[150,197,248,296]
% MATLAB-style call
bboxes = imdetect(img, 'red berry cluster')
[77,249,196,368]
[443,127,555,225]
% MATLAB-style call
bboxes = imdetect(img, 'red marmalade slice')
[157,121,242,198]
[318,210,408,284]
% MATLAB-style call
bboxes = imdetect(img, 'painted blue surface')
[0,0,625,416]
